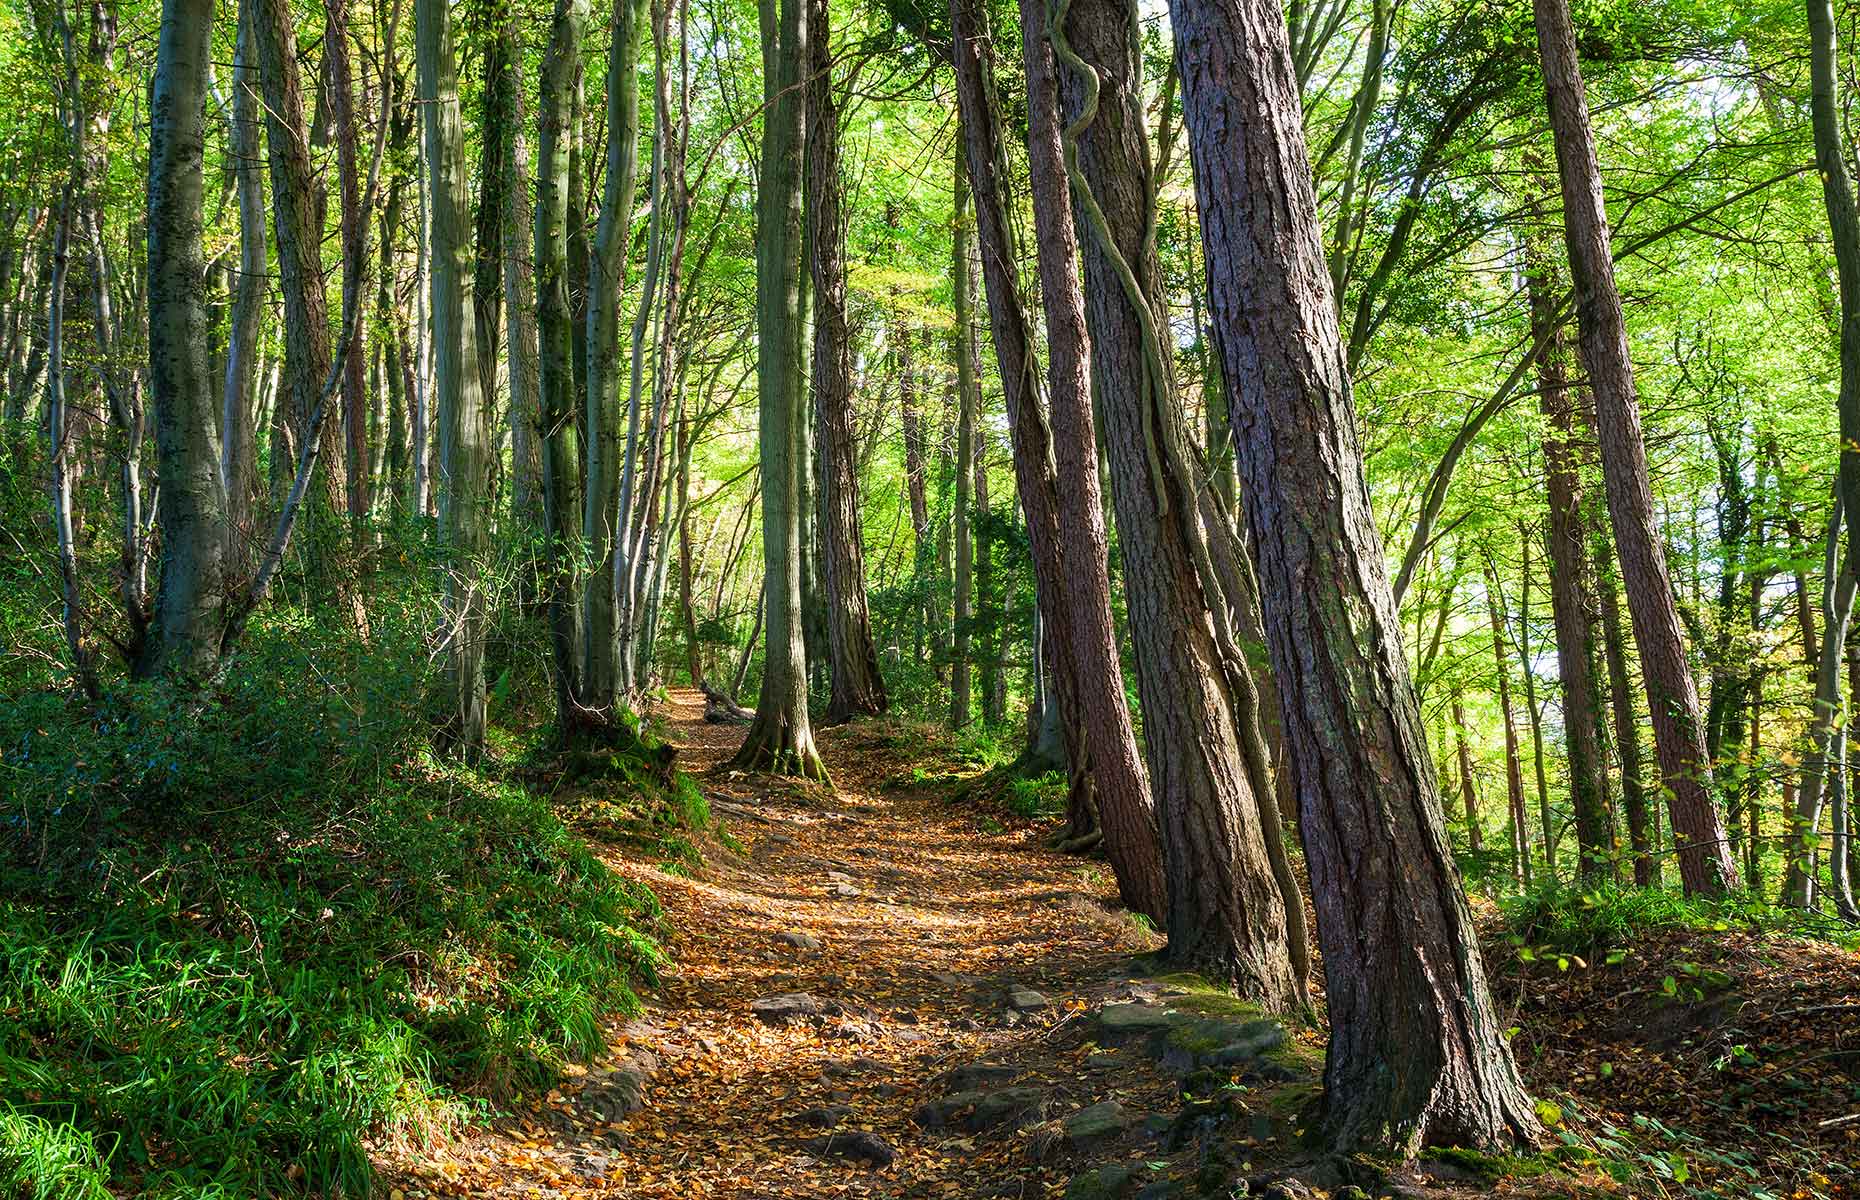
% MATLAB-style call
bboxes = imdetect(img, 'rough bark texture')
[1533,0,1737,894]
[139,0,226,680]
[1054,0,1298,1006]
[327,0,368,537]
[1169,0,1538,1152]
[734,0,824,779]
[418,0,491,753]
[949,0,1164,921]
[502,19,543,533]
[808,0,887,724]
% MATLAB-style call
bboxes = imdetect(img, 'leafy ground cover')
[0,612,694,1198]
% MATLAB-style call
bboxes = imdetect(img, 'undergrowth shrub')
[1501,881,1848,956]
[0,598,684,1197]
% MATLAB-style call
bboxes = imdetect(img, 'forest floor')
[372,691,1860,1200]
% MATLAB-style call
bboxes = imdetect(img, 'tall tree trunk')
[1533,0,1736,894]
[1484,561,1532,884]
[734,0,824,778]
[1170,0,1538,1152]
[222,0,265,579]
[473,19,510,507]
[1785,502,1855,907]
[253,0,354,598]
[138,0,227,680]
[1517,527,1555,879]
[1524,235,1615,881]
[502,19,543,534]
[1594,530,1657,885]
[537,0,589,733]
[418,0,490,752]
[950,145,979,729]
[1051,0,1299,1005]
[1452,696,1483,853]
[585,0,647,710]
[328,0,369,541]
[951,0,1165,920]
[808,0,886,723]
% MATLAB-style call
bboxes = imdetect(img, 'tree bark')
[502,19,543,534]
[1052,0,1299,1005]
[417,0,490,753]
[1523,236,1615,881]
[1533,0,1736,894]
[222,0,265,579]
[950,145,979,729]
[537,0,590,734]
[1169,0,1538,1151]
[808,0,887,723]
[950,0,1165,921]
[327,0,368,540]
[139,0,227,680]
[1484,561,1532,885]
[734,0,824,779]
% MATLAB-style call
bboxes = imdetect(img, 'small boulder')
[1063,1099,1131,1147]
[805,1130,896,1168]
[914,1086,1051,1133]
[772,931,823,952]
[1065,1164,1139,1200]
[751,993,821,1024]
[944,1061,1023,1092]
[1096,1003,1176,1042]
[1007,988,1049,1012]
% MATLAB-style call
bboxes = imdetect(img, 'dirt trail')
[380,690,1185,1199]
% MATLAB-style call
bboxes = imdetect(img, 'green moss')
[1422,1146,1558,1185]
[1165,991,1267,1019]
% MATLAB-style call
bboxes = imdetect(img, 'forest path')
[381,690,1177,1199]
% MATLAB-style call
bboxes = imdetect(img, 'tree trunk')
[327,0,368,541]
[733,0,824,779]
[1484,561,1532,885]
[222,0,265,580]
[537,0,589,733]
[502,19,543,534]
[253,0,354,597]
[808,0,886,723]
[1533,0,1736,894]
[1524,236,1615,881]
[138,0,227,680]
[418,0,490,753]
[1052,0,1299,1005]
[1516,528,1555,880]
[1169,0,1538,1152]
[585,0,648,710]
[950,145,979,729]
[1452,697,1483,853]
[945,0,1164,919]
[1594,531,1657,886]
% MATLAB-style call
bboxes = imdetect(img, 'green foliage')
[1501,882,1830,958]
[1004,770,1067,819]
[0,606,682,1196]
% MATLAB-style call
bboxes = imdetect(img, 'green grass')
[0,604,691,1197]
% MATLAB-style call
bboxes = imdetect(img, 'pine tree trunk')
[139,0,227,680]
[1052,0,1299,1004]
[1169,0,1538,1151]
[1533,0,1736,894]
[502,19,543,534]
[327,0,368,541]
[734,0,824,779]
[807,0,886,723]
